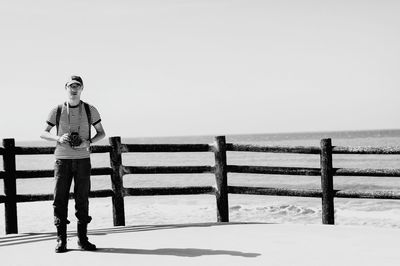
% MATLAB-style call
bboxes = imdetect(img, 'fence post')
[320,138,335,224]
[2,139,18,234]
[109,136,125,226]
[213,136,229,222]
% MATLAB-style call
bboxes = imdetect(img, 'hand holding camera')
[57,134,70,144]
[57,133,90,149]
[68,132,82,147]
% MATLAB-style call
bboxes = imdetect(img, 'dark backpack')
[56,101,92,139]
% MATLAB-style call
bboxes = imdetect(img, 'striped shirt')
[46,101,101,159]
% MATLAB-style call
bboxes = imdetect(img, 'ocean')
[1,129,400,234]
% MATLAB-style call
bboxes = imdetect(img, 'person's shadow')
[0,222,265,259]
[95,247,260,257]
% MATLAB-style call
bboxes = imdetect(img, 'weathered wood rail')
[1,136,400,234]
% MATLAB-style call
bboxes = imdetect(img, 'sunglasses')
[68,83,82,89]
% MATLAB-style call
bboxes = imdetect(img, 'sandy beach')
[2,0,400,263]
[2,196,399,265]
[1,222,399,266]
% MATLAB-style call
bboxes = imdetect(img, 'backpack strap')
[55,104,62,135]
[83,101,92,141]
[56,102,92,141]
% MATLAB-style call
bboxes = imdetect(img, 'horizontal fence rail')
[226,143,321,154]
[10,190,115,203]
[228,165,321,176]
[333,168,400,177]
[1,136,400,234]
[123,166,214,175]
[228,186,400,200]
[228,186,323,198]
[122,144,212,153]
[13,167,113,179]
[12,145,111,155]
[332,146,400,154]
[124,186,216,196]
[334,190,400,199]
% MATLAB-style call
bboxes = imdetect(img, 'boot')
[77,223,97,251]
[55,224,67,253]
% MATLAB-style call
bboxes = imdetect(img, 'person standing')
[40,75,105,253]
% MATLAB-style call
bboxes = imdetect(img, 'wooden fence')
[1,136,400,234]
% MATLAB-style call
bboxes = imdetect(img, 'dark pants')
[53,158,92,226]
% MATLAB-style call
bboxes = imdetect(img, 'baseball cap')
[66,75,84,87]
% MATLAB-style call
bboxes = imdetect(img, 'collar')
[64,101,81,108]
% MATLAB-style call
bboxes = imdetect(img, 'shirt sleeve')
[89,105,101,126]
[46,106,58,127]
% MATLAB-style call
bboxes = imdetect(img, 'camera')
[68,132,82,147]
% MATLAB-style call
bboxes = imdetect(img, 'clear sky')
[1,0,399,141]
